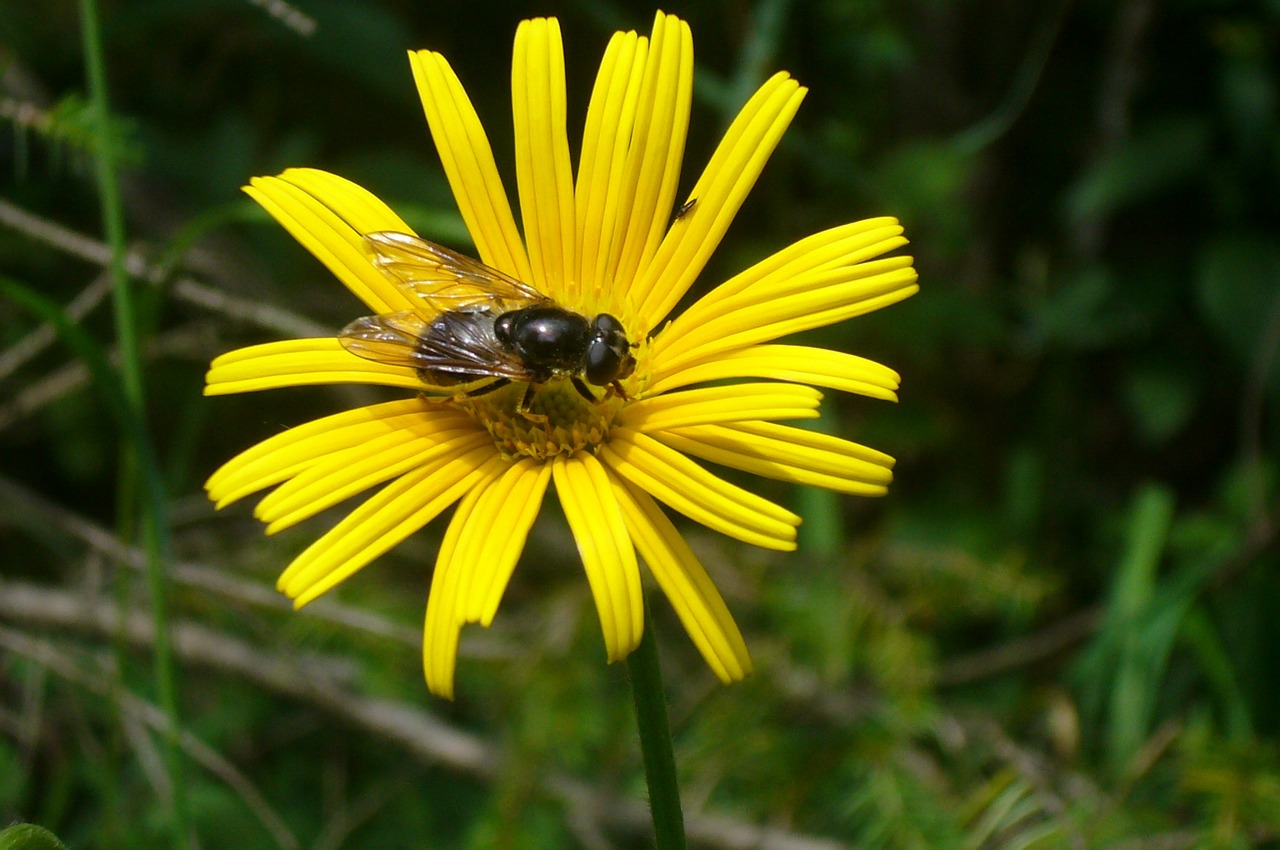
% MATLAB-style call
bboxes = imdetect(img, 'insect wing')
[423,310,535,382]
[339,309,532,384]
[338,311,438,371]
[364,232,548,314]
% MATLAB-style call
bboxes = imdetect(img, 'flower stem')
[78,1,189,847]
[626,603,687,850]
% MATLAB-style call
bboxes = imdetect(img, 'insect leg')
[570,377,599,403]
[516,382,549,424]
[464,377,510,397]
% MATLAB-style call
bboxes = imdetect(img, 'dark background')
[2,1,1279,847]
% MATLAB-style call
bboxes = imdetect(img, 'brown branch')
[936,497,1280,689]
[0,323,216,432]
[0,473,425,653]
[933,607,1101,688]
[0,580,860,850]
[244,0,317,36]
[0,272,113,381]
[0,624,299,849]
[1070,0,1156,257]
[0,195,328,339]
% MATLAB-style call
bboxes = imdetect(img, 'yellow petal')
[453,457,553,626]
[576,29,647,302]
[631,72,807,329]
[257,429,491,534]
[621,382,821,431]
[553,453,643,662]
[646,344,901,401]
[203,338,423,396]
[652,258,919,377]
[658,421,895,495]
[664,218,907,336]
[601,12,693,312]
[600,428,798,551]
[611,478,752,682]
[244,174,414,315]
[278,168,414,238]
[512,18,576,299]
[423,481,487,699]
[277,447,503,606]
[408,50,533,281]
[205,399,452,506]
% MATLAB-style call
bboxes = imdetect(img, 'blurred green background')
[3,0,1279,847]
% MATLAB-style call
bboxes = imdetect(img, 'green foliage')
[2,0,1279,848]
[0,825,70,850]
[2,94,142,178]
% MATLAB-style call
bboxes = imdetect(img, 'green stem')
[77,2,189,847]
[626,604,687,850]
[78,0,141,405]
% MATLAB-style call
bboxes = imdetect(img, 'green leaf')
[0,825,70,850]
[1121,365,1198,445]
[1196,234,1280,364]
[1065,115,1210,224]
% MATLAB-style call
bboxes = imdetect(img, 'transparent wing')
[364,231,549,314]
[339,310,532,383]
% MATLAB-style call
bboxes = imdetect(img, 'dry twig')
[0,624,299,849]
[0,580,859,850]
[0,196,328,339]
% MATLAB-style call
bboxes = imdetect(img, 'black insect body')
[339,232,636,409]
[495,307,632,387]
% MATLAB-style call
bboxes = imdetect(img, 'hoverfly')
[339,232,636,410]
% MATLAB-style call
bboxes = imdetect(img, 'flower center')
[458,379,628,459]
[449,307,648,459]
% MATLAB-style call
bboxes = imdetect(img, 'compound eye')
[591,313,625,338]
[584,341,622,385]
[585,314,634,385]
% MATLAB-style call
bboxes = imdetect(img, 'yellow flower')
[205,12,918,698]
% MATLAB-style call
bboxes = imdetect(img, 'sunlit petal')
[646,344,901,401]
[278,448,503,607]
[455,457,553,625]
[512,18,576,299]
[409,50,533,281]
[631,72,806,329]
[203,338,422,396]
[553,453,644,661]
[601,428,799,551]
[205,399,451,507]
[602,11,692,314]
[611,478,752,682]
[244,174,413,315]
[423,480,486,699]
[621,382,821,431]
[652,258,918,377]
[655,421,895,496]
[277,168,414,238]
[257,429,491,534]
[576,28,647,302]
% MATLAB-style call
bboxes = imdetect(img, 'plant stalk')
[627,604,687,850]
[78,1,189,846]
